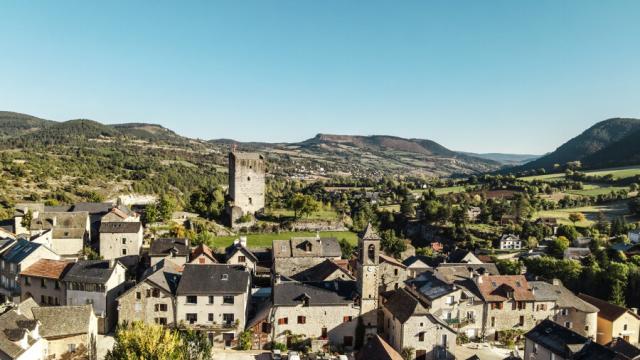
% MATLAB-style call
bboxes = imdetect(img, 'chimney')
[552,278,562,286]
[51,216,57,226]
[274,274,282,285]
[109,259,116,268]
[240,236,247,248]
[475,274,483,285]
[631,308,639,315]
[468,267,475,279]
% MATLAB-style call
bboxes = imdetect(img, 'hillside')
[0,111,55,137]
[460,152,541,165]
[111,123,188,143]
[582,128,640,168]
[514,118,640,171]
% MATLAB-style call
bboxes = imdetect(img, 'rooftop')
[20,259,72,279]
[474,275,534,302]
[150,238,190,257]
[99,221,142,233]
[1,240,45,264]
[31,305,93,338]
[272,237,341,258]
[356,335,403,360]
[176,264,250,295]
[273,279,357,306]
[529,281,598,313]
[525,319,619,359]
[62,260,118,284]
[578,293,640,322]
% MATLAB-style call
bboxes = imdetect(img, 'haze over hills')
[512,118,640,172]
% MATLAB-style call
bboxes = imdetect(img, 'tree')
[157,196,177,222]
[21,209,32,229]
[237,330,253,350]
[548,236,570,258]
[629,198,640,216]
[495,259,522,275]
[399,197,415,218]
[380,230,407,258]
[401,347,415,360]
[288,193,320,219]
[568,212,586,225]
[557,224,580,242]
[338,238,355,259]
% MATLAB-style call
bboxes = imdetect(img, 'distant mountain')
[18,119,122,145]
[514,118,640,171]
[300,134,457,156]
[460,152,541,165]
[581,127,640,168]
[111,123,185,142]
[0,111,55,137]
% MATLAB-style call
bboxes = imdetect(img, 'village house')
[117,259,181,327]
[0,240,60,303]
[606,337,640,360]
[101,205,139,223]
[22,206,90,259]
[498,234,523,250]
[524,319,619,360]
[536,217,559,235]
[356,335,404,360]
[31,304,98,359]
[291,258,354,282]
[447,249,483,264]
[405,272,462,327]
[378,254,408,292]
[0,299,47,360]
[189,244,217,264]
[175,264,251,348]
[381,288,457,360]
[270,278,360,351]
[99,221,143,259]
[563,247,592,261]
[403,256,433,278]
[19,258,72,306]
[63,259,128,334]
[529,280,598,339]
[225,237,259,273]
[272,236,342,278]
[578,293,640,345]
[149,238,190,267]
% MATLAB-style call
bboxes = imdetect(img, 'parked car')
[272,349,282,360]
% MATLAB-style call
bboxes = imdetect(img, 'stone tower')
[228,151,266,220]
[357,223,380,336]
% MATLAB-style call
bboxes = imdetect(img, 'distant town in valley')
[1,111,640,360]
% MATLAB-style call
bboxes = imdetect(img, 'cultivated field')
[210,230,358,249]
[534,201,633,227]
[520,165,640,182]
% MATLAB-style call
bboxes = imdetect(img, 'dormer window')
[305,242,312,252]
[221,274,229,281]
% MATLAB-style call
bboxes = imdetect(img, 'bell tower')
[357,223,380,335]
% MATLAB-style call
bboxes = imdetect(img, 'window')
[247,177,251,181]
[238,256,246,263]
[533,343,538,354]
[321,327,328,339]
[24,276,30,286]
[208,313,214,322]
[122,238,127,245]
[491,317,495,327]
[278,318,288,325]
[54,281,60,290]
[68,344,77,353]
[561,308,569,316]
[122,249,127,256]
[585,325,590,332]
[41,278,46,288]
[343,316,352,323]
[186,313,197,324]
[517,301,526,310]
[199,258,205,264]
[223,295,234,304]
[565,322,572,328]
[519,315,525,326]
[343,336,353,347]
[160,304,167,312]
[208,296,214,304]
[297,316,306,324]
[446,296,455,305]
[146,289,151,298]
[136,292,141,300]
[186,296,197,304]
[152,288,160,298]
[394,269,398,276]
[491,302,503,310]
[223,313,234,324]
[40,295,45,304]
[248,197,252,205]
[624,324,628,331]
[156,317,167,325]
[367,244,376,262]
[221,274,229,281]
[418,332,425,342]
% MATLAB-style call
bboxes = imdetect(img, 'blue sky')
[1,1,639,154]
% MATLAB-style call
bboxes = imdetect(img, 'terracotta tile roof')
[475,275,534,302]
[191,244,216,262]
[578,293,640,322]
[20,259,72,279]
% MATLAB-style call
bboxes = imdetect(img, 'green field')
[520,165,640,182]
[534,201,633,227]
[210,230,358,249]
[566,184,629,197]
[413,185,468,197]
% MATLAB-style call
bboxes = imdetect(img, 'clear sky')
[1,1,639,154]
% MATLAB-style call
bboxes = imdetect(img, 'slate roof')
[0,307,39,359]
[402,255,435,269]
[150,238,190,257]
[447,249,478,263]
[474,275,534,302]
[379,254,406,269]
[356,335,403,360]
[20,259,72,279]
[32,305,93,338]
[272,237,341,258]
[606,337,640,360]
[407,272,457,301]
[434,263,500,283]
[0,239,15,254]
[71,202,114,214]
[99,222,142,233]
[52,228,86,239]
[291,259,354,282]
[1,240,43,264]
[529,281,598,313]
[176,264,249,295]
[360,223,381,240]
[525,319,620,359]
[383,288,429,323]
[30,211,88,231]
[578,293,640,321]
[273,280,357,306]
[225,243,258,263]
[62,260,117,284]
[143,260,182,295]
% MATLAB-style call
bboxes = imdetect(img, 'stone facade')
[99,225,143,260]
[383,313,457,360]
[20,276,66,306]
[228,152,265,218]
[118,280,177,327]
[378,256,407,292]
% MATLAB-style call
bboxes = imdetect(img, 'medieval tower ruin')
[227,150,266,223]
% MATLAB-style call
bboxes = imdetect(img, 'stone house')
[471,274,536,340]
[19,259,72,306]
[524,319,619,360]
[149,238,190,267]
[578,293,640,345]
[270,278,360,351]
[381,288,457,360]
[31,304,98,359]
[176,264,251,348]
[101,205,139,223]
[99,221,143,259]
[446,249,483,264]
[356,335,404,360]
[63,260,128,334]
[189,244,217,264]
[117,259,181,327]
[0,240,60,303]
[291,259,353,283]
[378,254,408,292]
[536,217,559,235]
[403,256,433,278]
[498,234,522,250]
[245,300,272,350]
[29,212,89,259]
[225,238,258,273]
[0,299,47,360]
[272,236,342,278]
[529,280,598,339]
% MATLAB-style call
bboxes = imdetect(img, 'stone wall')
[117,281,176,326]
[228,154,265,215]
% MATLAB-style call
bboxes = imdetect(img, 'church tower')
[357,223,380,335]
